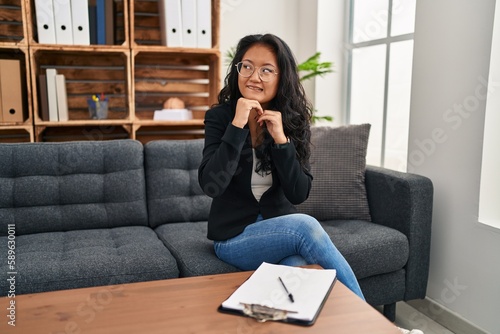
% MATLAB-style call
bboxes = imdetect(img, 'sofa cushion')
[154,221,240,277]
[144,140,211,228]
[0,226,179,295]
[321,220,409,280]
[0,140,148,236]
[297,124,372,221]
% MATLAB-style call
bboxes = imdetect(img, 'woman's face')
[237,44,279,109]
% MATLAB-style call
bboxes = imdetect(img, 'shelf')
[0,126,33,142]
[0,0,27,46]
[30,48,131,123]
[132,49,220,122]
[134,119,204,126]
[133,123,205,143]
[35,123,132,142]
[1,0,220,143]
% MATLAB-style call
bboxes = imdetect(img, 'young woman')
[198,33,364,300]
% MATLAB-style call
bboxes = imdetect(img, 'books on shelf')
[45,69,59,121]
[55,74,69,122]
[38,74,50,121]
[33,0,114,45]
[159,0,212,48]
[42,69,69,122]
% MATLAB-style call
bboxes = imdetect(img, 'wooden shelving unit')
[0,0,220,143]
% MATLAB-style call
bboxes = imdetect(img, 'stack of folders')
[34,0,115,45]
[38,69,68,122]
[219,262,337,326]
[159,0,212,48]
[0,59,25,123]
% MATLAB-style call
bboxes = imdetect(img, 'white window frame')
[346,0,414,168]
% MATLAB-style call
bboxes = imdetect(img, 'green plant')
[224,48,334,122]
[298,52,334,122]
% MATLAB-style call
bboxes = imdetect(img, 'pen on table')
[278,276,294,303]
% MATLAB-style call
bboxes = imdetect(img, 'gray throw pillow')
[297,124,372,221]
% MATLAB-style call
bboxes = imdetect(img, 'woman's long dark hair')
[217,34,313,174]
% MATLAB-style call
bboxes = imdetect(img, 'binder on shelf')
[96,0,106,44]
[88,0,97,44]
[55,74,69,122]
[105,0,115,45]
[196,0,211,48]
[159,0,183,47]
[38,74,50,121]
[46,68,59,122]
[219,263,337,326]
[181,0,197,47]
[34,0,57,44]
[53,0,74,44]
[71,0,90,45]
[0,59,25,123]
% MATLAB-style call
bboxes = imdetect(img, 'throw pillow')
[297,124,372,221]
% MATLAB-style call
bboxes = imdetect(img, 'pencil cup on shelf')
[87,97,109,120]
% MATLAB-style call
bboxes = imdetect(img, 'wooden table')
[0,271,399,333]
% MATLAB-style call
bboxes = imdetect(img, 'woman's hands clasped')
[233,98,288,145]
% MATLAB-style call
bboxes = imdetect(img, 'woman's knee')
[288,214,329,242]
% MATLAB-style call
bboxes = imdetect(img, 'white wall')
[219,0,301,82]
[409,0,499,332]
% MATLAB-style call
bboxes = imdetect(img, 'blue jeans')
[214,213,365,300]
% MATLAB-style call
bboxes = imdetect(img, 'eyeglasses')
[235,61,279,82]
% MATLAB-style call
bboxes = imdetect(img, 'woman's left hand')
[257,110,288,144]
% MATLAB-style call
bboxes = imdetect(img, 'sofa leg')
[383,303,396,322]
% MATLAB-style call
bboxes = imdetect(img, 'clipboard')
[218,262,337,326]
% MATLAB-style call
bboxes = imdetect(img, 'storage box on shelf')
[0,0,27,45]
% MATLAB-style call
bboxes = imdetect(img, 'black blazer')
[198,103,313,241]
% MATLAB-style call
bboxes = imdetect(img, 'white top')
[251,149,272,201]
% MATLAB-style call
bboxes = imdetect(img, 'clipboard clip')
[240,303,298,323]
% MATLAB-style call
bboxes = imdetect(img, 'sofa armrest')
[364,165,434,300]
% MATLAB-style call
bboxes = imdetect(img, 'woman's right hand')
[232,98,263,128]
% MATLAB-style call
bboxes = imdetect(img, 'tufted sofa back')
[0,140,149,236]
[144,139,211,228]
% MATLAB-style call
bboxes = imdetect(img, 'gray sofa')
[0,135,433,321]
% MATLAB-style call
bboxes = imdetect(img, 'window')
[346,0,416,171]
[479,1,500,230]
